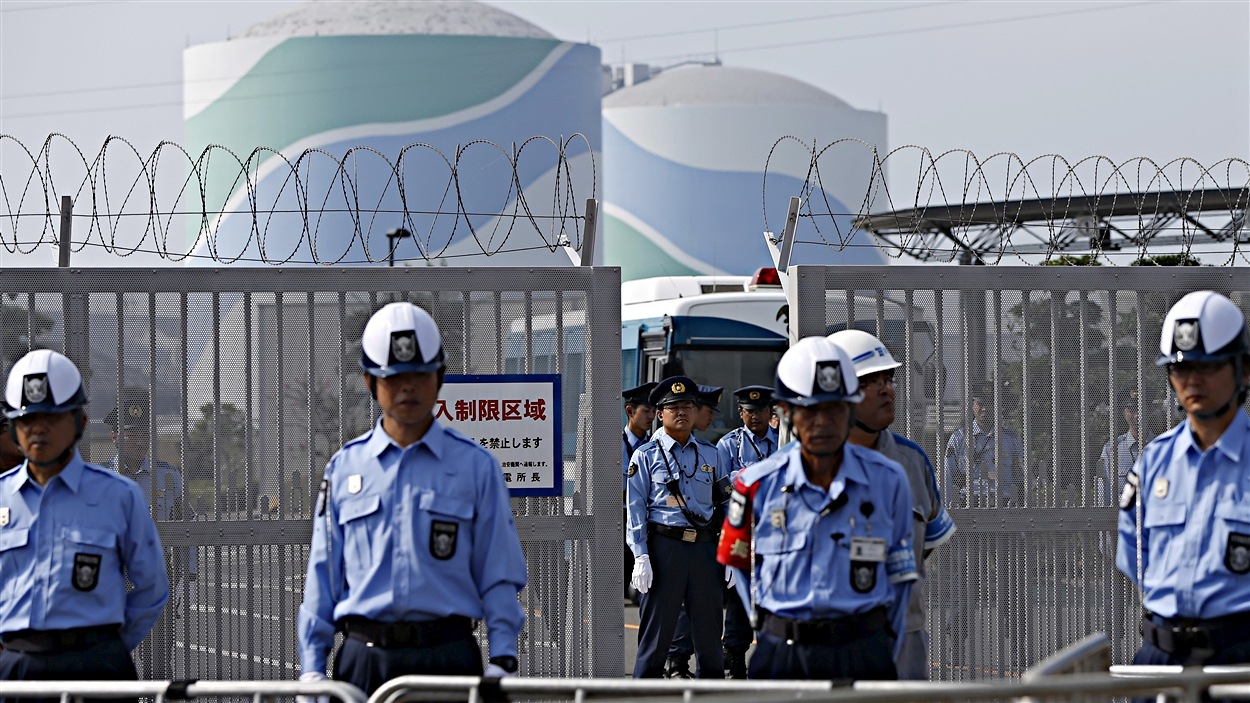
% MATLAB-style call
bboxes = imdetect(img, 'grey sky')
[1,0,1245,163]
[0,0,1246,266]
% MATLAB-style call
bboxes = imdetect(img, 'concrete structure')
[183,0,601,266]
[602,64,888,280]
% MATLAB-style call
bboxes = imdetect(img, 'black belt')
[1141,610,1250,656]
[339,616,473,648]
[761,607,891,645]
[1,624,122,653]
[647,522,719,543]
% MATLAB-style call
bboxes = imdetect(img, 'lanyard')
[739,431,769,467]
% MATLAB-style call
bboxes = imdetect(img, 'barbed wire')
[0,133,596,265]
[764,138,1250,265]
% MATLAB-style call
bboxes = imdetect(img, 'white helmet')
[360,302,445,377]
[773,337,863,407]
[1157,291,1249,366]
[4,349,88,419]
[827,329,901,378]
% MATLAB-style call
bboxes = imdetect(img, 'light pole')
[386,227,411,267]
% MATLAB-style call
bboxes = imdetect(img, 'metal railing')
[0,679,366,703]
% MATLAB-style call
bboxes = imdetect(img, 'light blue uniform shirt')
[0,451,169,650]
[623,427,648,490]
[944,421,1025,501]
[107,455,199,577]
[717,426,779,479]
[732,442,918,645]
[1100,431,1149,506]
[298,418,527,674]
[625,431,728,558]
[1117,410,1250,619]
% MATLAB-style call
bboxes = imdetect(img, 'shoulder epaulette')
[735,448,789,487]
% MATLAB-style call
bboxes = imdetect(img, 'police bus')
[620,267,939,442]
[505,268,939,454]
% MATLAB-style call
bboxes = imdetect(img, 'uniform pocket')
[419,491,474,562]
[337,494,381,572]
[60,526,118,594]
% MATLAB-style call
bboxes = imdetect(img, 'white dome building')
[602,64,887,280]
[183,0,602,266]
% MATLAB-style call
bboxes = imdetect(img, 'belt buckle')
[682,528,697,542]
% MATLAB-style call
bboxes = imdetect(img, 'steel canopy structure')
[850,187,1248,263]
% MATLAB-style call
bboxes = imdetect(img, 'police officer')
[298,303,527,694]
[0,350,169,695]
[0,406,21,470]
[104,388,198,680]
[829,329,955,681]
[1099,389,1154,506]
[1119,290,1250,668]
[627,377,731,678]
[623,384,656,604]
[718,337,918,681]
[713,385,780,678]
[944,379,1025,505]
[664,383,725,677]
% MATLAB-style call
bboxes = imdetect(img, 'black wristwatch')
[489,656,518,673]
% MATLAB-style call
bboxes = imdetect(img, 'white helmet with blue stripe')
[4,349,88,419]
[774,336,863,406]
[827,329,901,378]
[360,302,445,377]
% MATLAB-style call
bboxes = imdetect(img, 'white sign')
[437,374,562,496]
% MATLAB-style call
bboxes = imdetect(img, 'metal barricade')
[0,679,366,703]
[369,676,838,703]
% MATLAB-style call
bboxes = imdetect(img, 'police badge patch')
[23,374,48,404]
[850,562,877,593]
[813,361,842,393]
[390,331,419,364]
[430,520,458,560]
[1226,533,1250,574]
[1174,320,1199,352]
[727,491,747,528]
[73,553,101,591]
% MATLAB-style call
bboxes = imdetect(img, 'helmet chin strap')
[855,419,887,434]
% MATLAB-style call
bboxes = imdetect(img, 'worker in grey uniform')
[830,330,955,680]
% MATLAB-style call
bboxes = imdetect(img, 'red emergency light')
[748,267,782,289]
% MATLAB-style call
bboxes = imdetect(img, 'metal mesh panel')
[0,267,622,680]
[790,265,1250,679]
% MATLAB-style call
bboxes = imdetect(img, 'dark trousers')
[748,628,897,682]
[0,637,138,703]
[1132,640,1250,703]
[333,631,483,696]
[669,582,753,659]
[634,537,723,678]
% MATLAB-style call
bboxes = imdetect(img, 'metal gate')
[787,264,1250,678]
[0,266,623,680]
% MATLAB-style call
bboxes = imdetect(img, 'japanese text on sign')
[439,375,562,497]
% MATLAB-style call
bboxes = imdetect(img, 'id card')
[850,537,887,562]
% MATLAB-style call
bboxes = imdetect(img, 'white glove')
[297,671,329,703]
[631,554,653,594]
[725,566,735,588]
[483,664,514,678]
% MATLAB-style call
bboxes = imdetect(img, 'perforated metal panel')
[0,267,623,680]
[789,265,1250,679]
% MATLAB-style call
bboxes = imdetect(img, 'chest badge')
[1227,533,1250,574]
[700,464,714,473]
[770,509,786,529]
[1152,477,1169,499]
[430,521,458,560]
[347,475,363,495]
[0,507,9,527]
[72,553,101,591]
